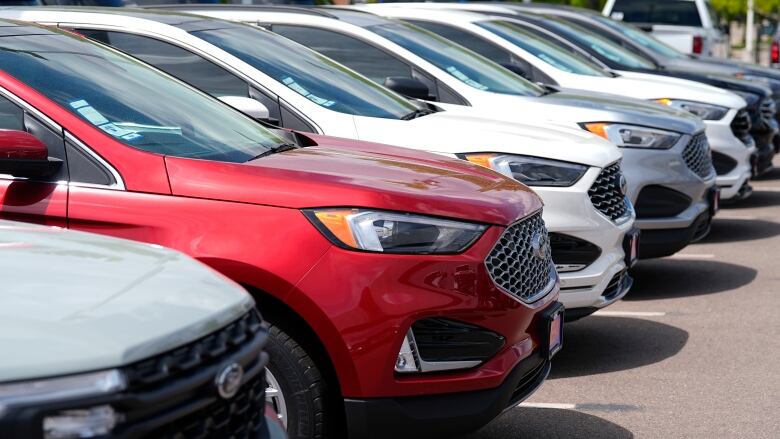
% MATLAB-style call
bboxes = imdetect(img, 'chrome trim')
[64,132,125,191]
[395,329,481,374]
[0,85,61,133]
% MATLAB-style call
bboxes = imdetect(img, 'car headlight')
[654,98,728,120]
[304,208,486,254]
[462,153,587,187]
[582,123,681,149]
[0,370,125,438]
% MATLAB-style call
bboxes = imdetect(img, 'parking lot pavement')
[464,163,780,439]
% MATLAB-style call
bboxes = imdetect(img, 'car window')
[476,20,609,76]
[591,15,686,59]
[0,95,24,131]
[404,20,513,65]
[0,32,287,163]
[272,25,413,84]
[610,0,702,27]
[365,21,544,96]
[192,24,418,120]
[540,17,657,69]
[75,29,250,97]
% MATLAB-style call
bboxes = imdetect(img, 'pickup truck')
[603,0,729,58]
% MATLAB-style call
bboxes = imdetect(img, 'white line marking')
[716,215,757,220]
[593,311,667,317]
[669,253,715,259]
[752,186,780,192]
[518,402,577,409]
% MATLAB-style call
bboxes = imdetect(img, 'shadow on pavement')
[751,166,780,181]
[461,407,633,438]
[626,259,756,300]
[549,317,687,379]
[700,218,780,243]
[723,190,780,209]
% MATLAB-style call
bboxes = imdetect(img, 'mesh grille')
[682,133,715,179]
[761,98,776,124]
[588,162,629,222]
[730,109,752,139]
[485,212,555,303]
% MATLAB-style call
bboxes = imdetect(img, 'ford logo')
[215,363,244,399]
[619,174,628,196]
[531,232,549,261]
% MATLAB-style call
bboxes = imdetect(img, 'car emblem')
[619,174,628,196]
[531,232,549,261]
[215,363,244,399]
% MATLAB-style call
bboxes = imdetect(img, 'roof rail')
[144,4,337,18]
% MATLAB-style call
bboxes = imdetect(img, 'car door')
[0,93,67,226]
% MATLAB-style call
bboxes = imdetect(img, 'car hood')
[602,72,746,109]
[165,135,542,226]
[352,110,621,167]
[462,88,704,134]
[0,221,254,382]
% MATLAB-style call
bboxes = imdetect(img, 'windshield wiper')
[401,108,435,120]
[246,143,299,162]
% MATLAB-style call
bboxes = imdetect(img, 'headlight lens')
[654,98,729,120]
[463,153,587,187]
[304,208,486,254]
[0,370,126,438]
[583,123,681,149]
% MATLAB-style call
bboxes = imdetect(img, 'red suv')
[0,22,562,438]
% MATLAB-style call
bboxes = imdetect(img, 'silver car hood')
[0,221,254,382]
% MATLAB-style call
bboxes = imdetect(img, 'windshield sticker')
[69,100,89,110]
[282,77,336,108]
[98,123,136,138]
[121,132,143,142]
[445,66,489,91]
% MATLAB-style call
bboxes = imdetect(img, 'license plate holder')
[543,304,564,360]
[622,228,640,269]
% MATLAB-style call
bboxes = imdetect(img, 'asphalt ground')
[464,161,780,439]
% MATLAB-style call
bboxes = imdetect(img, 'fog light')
[394,330,421,373]
[44,405,121,439]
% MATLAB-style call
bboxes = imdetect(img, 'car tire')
[265,324,330,439]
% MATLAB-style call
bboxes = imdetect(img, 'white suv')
[0,220,280,438]
[3,7,637,318]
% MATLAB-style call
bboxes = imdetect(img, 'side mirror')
[219,96,271,121]
[384,77,433,101]
[501,62,532,80]
[0,130,61,179]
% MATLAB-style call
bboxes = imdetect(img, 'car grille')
[485,211,556,303]
[682,133,715,179]
[587,161,629,222]
[114,310,269,437]
[761,98,776,124]
[712,150,738,175]
[602,269,632,302]
[731,109,752,141]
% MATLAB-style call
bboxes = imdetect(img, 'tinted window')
[0,32,286,162]
[405,20,512,65]
[193,24,417,120]
[477,21,608,76]
[366,22,544,96]
[539,17,657,69]
[76,29,249,97]
[273,25,412,83]
[0,96,23,130]
[610,0,702,27]
[592,15,686,59]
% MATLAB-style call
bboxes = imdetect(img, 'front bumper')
[344,352,550,439]
[536,166,635,311]
[621,132,717,258]
[704,118,754,200]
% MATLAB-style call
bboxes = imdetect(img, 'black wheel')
[264,324,332,439]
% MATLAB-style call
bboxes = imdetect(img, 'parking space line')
[716,215,757,220]
[518,402,577,409]
[751,186,780,192]
[593,311,666,317]
[669,253,715,259]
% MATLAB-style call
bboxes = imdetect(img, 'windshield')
[593,15,686,59]
[368,22,544,96]
[0,31,286,162]
[540,18,656,69]
[477,20,609,76]
[192,24,418,120]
